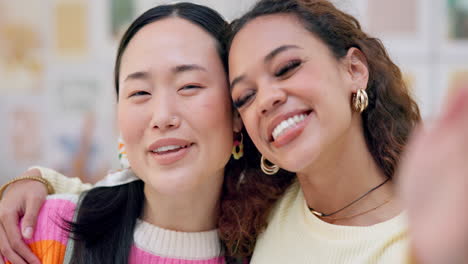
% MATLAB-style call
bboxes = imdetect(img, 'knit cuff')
[28,166,93,194]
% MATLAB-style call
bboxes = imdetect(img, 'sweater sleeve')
[30,166,93,194]
[18,194,78,264]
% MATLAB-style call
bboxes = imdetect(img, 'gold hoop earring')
[352,89,368,113]
[232,133,244,160]
[260,155,279,175]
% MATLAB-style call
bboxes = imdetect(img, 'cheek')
[195,88,233,127]
[240,111,264,149]
[314,86,353,140]
[192,91,234,150]
[295,66,351,117]
[202,97,233,133]
[117,103,148,145]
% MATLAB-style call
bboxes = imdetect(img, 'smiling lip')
[148,138,193,165]
[267,110,312,141]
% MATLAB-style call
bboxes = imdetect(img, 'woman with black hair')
[1,2,250,263]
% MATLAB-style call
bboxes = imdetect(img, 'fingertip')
[22,227,33,239]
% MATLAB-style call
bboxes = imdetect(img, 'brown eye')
[274,60,302,77]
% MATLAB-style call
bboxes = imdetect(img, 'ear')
[232,110,244,133]
[344,47,369,93]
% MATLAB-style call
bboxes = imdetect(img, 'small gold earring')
[260,155,279,175]
[352,89,368,113]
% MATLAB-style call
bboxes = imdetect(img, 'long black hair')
[66,3,230,263]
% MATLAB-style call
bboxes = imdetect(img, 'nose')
[149,96,181,131]
[257,84,287,116]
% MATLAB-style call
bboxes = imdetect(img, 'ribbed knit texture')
[251,181,412,264]
[34,166,139,191]
[31,166,93,194]
[5,194,224,264]
[134,220,221,260]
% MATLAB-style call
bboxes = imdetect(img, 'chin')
[140,164,194,189]
[276,148,320,173]
[145,176,199,195]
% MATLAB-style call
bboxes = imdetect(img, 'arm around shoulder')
[30,166,93,194]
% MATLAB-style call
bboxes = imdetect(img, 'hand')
[0,169,45,264]
[398,87,468,264]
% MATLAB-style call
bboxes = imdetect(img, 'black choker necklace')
[308,177,391,218]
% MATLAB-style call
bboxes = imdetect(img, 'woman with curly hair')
[0,2,258,263]
[225,0,468,263]
[2,1,468,263]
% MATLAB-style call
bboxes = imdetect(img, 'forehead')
[230,14,309,53]
[228,14,339,80]
[120,17,219,75]
[235,13,308,43]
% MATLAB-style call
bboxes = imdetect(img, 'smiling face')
[118,17,235,195]
[229,14,368,173]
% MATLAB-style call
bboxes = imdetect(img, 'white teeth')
[152,145,183,153]
[272,114,308,141]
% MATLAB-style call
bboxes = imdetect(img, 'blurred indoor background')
[1,0,467,184]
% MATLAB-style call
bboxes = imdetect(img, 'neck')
[141,171,223,232]
[297,121,400,225]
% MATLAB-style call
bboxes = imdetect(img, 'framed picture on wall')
[0,0,47,94]
[53,0,90,60]
[439,0,468,58]
[43,65,116,183]
[400,63,434,118]
[360,0,432,58]
[0,98,48,181]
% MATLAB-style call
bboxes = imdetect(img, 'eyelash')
[274,60,302,77]
[180,84,203,90]
[128,84,203,98]
[233,90,255,109]
[129,91,150,97]
[233,60,302,108]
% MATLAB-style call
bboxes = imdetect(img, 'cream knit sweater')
[36,168,413,264]
[251,181,412,264]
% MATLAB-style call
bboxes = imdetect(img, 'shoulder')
[17,194,79,264]
[46,193,80,203]
[24,194,79,245]
[269,180,301,221]
[41,193,79,221]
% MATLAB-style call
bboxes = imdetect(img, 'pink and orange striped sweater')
[6,194,225,264]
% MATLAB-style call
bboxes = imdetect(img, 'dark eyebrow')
[230,75,246,91]
[124,64,206,83]
[173,64,207,74]
[264,45,302,64]
[124,71,150,82]
[230,45,302,91]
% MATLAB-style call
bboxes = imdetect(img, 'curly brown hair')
[218,0,421,258]
[219,127,295,260]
